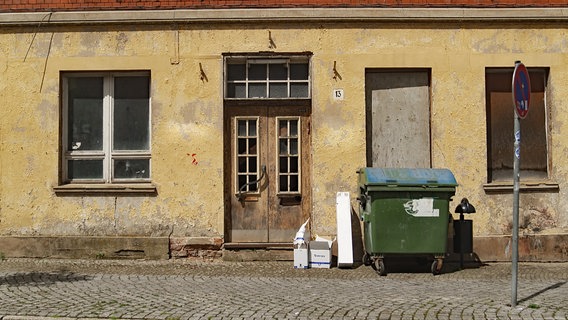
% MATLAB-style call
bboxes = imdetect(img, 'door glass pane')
[238,121,247,136]
[290,156,299,173]
[248,157,257,172]
[68,77,104,151]
[279,175,288,192]
[279,157,288,173]
[279,138,288,155]
[67,159,103,179]
[289,175,299,192]
[238,138,247,154]
[238,157,247,172]
[113,76,150,151]
[248,120,256,135]
[248,175,258,191]
[290,139,298,154]
[113,159,150,179]
[289,121,298,136]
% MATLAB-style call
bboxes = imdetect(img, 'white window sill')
[483,181,559,193]
[54,183,157,195]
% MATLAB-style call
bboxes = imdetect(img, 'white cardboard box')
[294,243,309,269]
[309,241,332,268]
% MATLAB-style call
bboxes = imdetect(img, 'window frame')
[276,116,301,195]
[234,116,261,195]
[60,71,152,186]
[224,55,311,100]
[483,67,558,193]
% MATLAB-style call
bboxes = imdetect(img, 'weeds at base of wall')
[0,252,5,261]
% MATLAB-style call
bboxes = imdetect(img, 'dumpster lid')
[360,168,457,186]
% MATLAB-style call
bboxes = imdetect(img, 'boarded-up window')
[365,70,431,168]
[485,68,548,182]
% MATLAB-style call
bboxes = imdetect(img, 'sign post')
[511,61,530,307]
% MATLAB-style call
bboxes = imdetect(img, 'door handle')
[237,164,267,201]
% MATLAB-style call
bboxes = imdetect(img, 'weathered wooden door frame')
[223,100,312,244]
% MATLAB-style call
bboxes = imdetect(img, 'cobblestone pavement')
[0,258,567,320]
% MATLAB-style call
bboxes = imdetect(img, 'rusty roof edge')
[1,8,568,25]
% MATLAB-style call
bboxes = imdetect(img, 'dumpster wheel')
[362,253,372,266]
[431,257,443,275]
[373,258,387,276]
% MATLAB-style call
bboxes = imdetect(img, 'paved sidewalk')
[0,258,567,320]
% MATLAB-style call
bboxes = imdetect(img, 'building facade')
[1,1,567,261]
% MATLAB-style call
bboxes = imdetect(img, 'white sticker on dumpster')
[403,198,439,217]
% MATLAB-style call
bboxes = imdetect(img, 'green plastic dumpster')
[358,168,457,276]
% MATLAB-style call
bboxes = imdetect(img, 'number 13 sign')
[512,62,531,119]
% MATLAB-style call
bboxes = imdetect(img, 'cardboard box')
[294,243,309,269]
[309,241,332,268]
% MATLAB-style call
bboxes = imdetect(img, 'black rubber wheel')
[431,260,441,275]
[374,259,387,276]
[363,253,372,266]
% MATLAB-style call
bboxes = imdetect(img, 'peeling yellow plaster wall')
[1,22,568,242]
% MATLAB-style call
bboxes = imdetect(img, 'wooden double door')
[224,104,311,243]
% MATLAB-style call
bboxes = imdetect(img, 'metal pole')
[512,113,520,307]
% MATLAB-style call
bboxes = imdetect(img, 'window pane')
[238,138,247,154]
[289,121,298,136]
[279,156,288,173]
[269,83,287,98]
[248,157,257,172]
[290,63,308,80]
[290,157,299,173]
[227,83,245,98]
[68,77,104,151]
[249,83,267,98]
[279,138,288,155]
[238,157,247,172]
[279,175,288,192]
[248,120,256,136]
[290,83,309,97]
[113,76,150,151]
[249,64,266,80]
[248,138,257,155]
[238,175,247,191]
[238,120,247,136]
[269,64,287,80]
[289,175,299,192]
[228,64,246,81]
[290,139,298,154]
[113,159,150,179]
[248,175,258,191]
[67,159,103,179]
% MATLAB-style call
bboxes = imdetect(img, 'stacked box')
[309,241,332,268]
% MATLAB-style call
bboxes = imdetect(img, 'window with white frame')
[62,71,151,184]
[225,56,310,99]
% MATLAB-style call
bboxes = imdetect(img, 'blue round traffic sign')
[512,62,531,119]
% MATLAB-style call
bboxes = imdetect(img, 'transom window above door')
[224,55,311,99]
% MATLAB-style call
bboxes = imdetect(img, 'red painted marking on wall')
[188,153,198,165]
